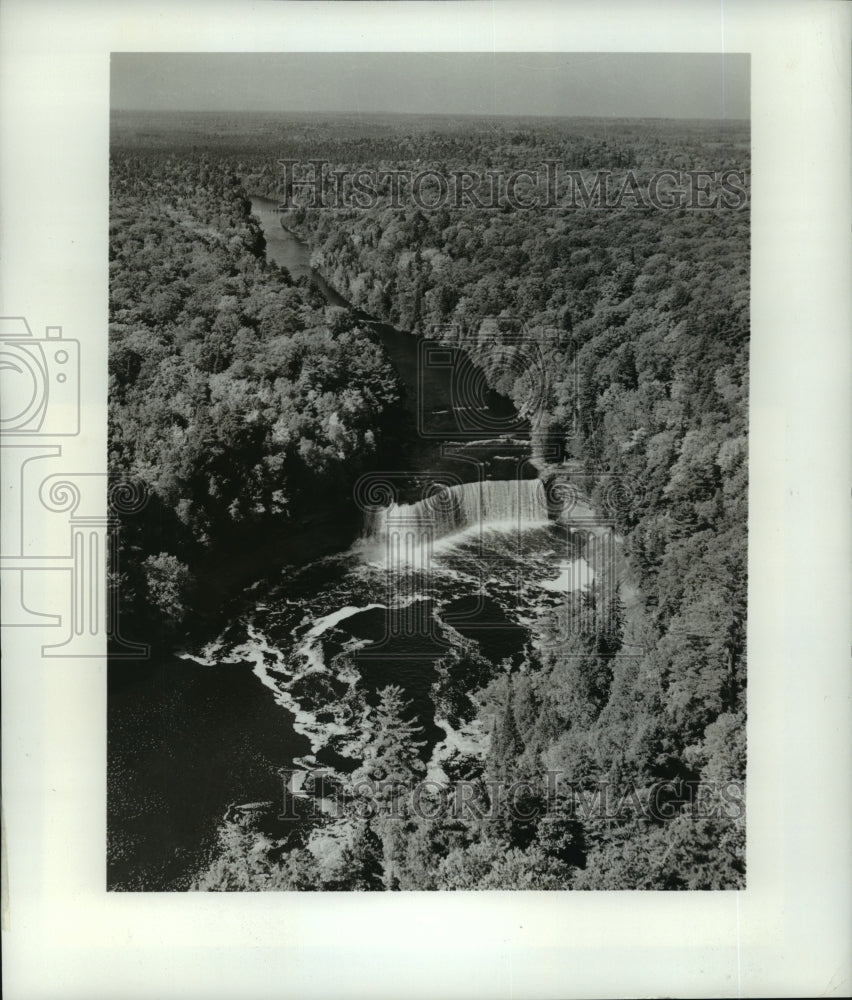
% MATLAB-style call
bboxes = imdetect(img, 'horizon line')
[111,107,750,122]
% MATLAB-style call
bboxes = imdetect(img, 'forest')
[109,154,404,635]
[110,113,748,890]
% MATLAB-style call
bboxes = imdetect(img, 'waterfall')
[361,478,552,548]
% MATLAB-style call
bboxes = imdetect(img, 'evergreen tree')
[356,685,426,810]
[336,820,385,891]
[487,675,524,783]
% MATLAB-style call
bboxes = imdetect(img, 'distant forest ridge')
[110,109,749,158]
[109,113,748,889]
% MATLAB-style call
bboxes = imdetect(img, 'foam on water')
[426,715,491,784]
[175,486,615,787]
[541,557,595,593]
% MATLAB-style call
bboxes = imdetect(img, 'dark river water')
[107,196,586,890]
[251,197,348,304]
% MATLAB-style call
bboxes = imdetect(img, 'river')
[251,196,348,305]
[107,197,591,890]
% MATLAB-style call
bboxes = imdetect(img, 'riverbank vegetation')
[109,154,403,640]
[111,113,748,890]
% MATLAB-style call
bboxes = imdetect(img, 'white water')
[361,478,551,550]
[542,557,595,593]
[295,603,386,673]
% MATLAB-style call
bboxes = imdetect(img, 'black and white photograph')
[2,2,850,998]
[107,51,750,893]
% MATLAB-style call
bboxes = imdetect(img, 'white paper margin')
[1,2,850,998]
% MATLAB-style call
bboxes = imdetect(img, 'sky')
[111,52,749,119]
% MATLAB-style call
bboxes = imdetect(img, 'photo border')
[2,2,850,998]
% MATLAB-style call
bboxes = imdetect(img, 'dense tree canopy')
[109,155,403,636]
[112,113,748,890]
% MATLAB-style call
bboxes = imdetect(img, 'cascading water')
[111,200,589,890]
[361,478,553,549]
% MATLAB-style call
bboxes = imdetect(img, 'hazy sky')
[111,52,749,119]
